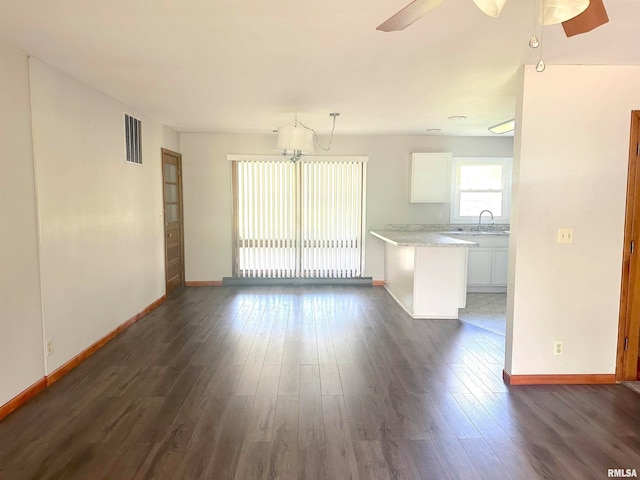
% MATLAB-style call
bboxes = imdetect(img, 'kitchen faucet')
[478,210,494,231]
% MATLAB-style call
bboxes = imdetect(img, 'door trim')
[162,148,185,295]
[616,111,640,381]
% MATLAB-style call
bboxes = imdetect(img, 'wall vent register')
[124,113,142,165]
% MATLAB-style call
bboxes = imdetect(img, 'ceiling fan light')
[473,0,509,18]
[541,0,590,25]
[277,126,314,155]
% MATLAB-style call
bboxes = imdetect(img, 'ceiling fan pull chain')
[536,2,546,73]
[529,0,540,48]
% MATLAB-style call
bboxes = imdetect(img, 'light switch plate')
[557,228,573,244]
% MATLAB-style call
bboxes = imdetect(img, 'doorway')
[162,149,185,295]
[617,110,640,381]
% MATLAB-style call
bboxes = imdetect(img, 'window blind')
[233,158,365,278]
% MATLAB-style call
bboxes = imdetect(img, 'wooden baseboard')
[0,294,168,421]
[503,370,616,385]
[0,378,47,421]
[185,281,223,287]
[372,280,385,287]
[47,295,166,386]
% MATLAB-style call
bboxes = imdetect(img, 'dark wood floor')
[1,286,640,479]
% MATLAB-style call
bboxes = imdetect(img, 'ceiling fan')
[377,0,609,37]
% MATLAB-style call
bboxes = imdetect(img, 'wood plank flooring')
[1,286,640,479]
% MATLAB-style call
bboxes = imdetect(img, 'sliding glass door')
[232,157,366,278]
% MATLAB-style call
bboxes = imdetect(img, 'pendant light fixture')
[276,113,340,162]
[276,123,314,162]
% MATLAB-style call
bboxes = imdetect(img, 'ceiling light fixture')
[277,113,340,162]
[541,0,589,25]
[488,118,515,134]
[377,0,606,36]
[448,115,467,121]
[473,0,508,17]
[476,0,588,22]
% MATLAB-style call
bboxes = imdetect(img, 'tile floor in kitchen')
[459,293,507,336]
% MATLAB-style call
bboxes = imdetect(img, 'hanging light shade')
[541,0,590,25]
[277,126,314,160]
[472,0,509,17]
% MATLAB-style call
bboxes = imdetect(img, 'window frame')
[450,157,512,224]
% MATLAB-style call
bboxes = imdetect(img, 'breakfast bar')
[370,230,477,319]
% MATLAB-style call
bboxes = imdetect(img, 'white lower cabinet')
[468,248,492,285]
[453,234,509,292]
[491,248,509,286]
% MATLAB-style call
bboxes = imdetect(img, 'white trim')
[227,154,368,163]
[450,157,512,224]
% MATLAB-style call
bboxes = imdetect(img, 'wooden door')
[617,111,640,381]
[162,149,184,295]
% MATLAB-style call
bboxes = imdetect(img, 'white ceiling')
[1,0,639,136]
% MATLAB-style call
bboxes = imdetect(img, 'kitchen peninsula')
[370,229,477,319]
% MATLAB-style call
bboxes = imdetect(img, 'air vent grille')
[124,113,142,165]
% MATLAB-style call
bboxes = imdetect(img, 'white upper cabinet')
[410,152,452,203]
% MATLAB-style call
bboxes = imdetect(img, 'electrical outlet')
[554,340,563,356]
[46,339,53,356]
[437,211,443,220]
[557,228,573,244]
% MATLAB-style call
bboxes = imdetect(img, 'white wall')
[29,59,179,373]
[506,65,640,376]
[0,41,46,406]
[180,133,513,282]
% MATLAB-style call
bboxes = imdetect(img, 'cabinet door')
[492,248,509,286]
[410,152,452,203]
[467,248,492,285]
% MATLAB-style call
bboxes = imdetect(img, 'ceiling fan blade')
[562,0,609,37]
[376,0,447,32]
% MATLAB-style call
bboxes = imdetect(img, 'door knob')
[167,233,172,238]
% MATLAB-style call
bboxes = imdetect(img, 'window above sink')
[450,157,512,225]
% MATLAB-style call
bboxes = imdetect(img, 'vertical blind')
[233,158,366,278]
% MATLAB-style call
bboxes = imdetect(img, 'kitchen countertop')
[383,224,509,235]
[438,230,510,236]
[369,230,478,247]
